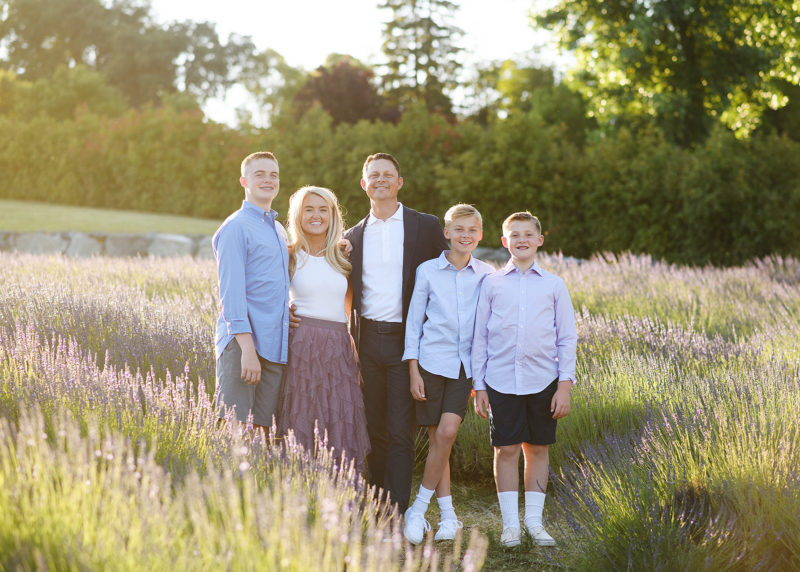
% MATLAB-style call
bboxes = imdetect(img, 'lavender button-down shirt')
[471,260,577,395]
[403,251,495,379]
[213,200,290,363]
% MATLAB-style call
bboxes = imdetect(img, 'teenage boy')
[213,151,290,430]
[402,204,495,544]
[344,153,448,514]
[472,211,577,548]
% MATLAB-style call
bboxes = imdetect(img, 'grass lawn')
[0,199,222,234]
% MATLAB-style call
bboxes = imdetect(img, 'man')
[345,153,448,513]
[213,151,290,431]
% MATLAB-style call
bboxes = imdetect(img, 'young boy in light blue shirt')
[472,211,577,548]
[401,204,495,544]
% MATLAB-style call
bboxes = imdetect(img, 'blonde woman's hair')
[444,203,482,227]
[287,186,352,278]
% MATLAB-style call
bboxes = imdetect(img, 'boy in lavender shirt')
[401,204,495,544]
[472,211,577,548]
[213,151,290,430]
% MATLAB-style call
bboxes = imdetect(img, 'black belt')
[360,317,403,334]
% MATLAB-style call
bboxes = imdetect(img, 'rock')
[0,231,17,252]
[148,233,194,257]
[14,232,68,254]
[473,246,509,264]
[105,233,152,257]
[194,235,215,260]
[65,232,103,257]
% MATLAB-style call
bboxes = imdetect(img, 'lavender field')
[1,251,798,570]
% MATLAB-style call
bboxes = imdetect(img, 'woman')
[277,186,370,473]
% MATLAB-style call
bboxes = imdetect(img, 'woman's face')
[300,193,331,238]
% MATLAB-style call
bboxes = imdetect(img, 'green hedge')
[2,102,799,265]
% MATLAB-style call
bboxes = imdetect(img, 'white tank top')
[290,250,348,323]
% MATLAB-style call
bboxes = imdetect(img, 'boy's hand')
[551,381,572,419]
[409,360,426,401]
[240,347,262,385]
[338,238,353,256]
[474,390,490,419]
[289,303,301,328]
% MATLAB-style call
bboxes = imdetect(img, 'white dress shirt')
[361,203,404,322]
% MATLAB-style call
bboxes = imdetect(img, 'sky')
[150,0,564,124]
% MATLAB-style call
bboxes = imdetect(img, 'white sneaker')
[526,523,556,546]
[403,508,431,545]
[500,526,521,547]
[434,518,463,541]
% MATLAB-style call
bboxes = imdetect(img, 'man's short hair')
[241,151,278,176]
[502,211,542,235]
[444,203,482,228]
[362,153,401,177]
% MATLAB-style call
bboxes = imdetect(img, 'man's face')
[240,158,280,208]
[360,158,403,203]
[501,220,544,264]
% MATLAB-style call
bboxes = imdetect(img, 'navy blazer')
[345,205,448,344]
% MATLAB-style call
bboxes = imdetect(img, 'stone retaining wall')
[0,230,514,262]
[0,231,214,258]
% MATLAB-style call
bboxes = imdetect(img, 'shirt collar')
[501,259,543,276]
[242,200,278,221]
[437,250,480,271]
[366,202,403,226]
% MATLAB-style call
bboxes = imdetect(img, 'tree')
[291,55,400,125]
[0,65,128,119]
[535,0,800,146]
[0,0,254,106]
[236,47,305,128]
[379,0,463,115]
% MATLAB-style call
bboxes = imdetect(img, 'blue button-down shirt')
[403,251,495,379]
[213,200,290,363]
[472,260,577,394]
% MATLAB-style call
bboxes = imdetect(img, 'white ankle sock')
[497,491,519,529]
[437,495,457,521]
[524,491,546,528]
[410,485,435,515]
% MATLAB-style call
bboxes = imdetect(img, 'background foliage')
[1,0,800,265]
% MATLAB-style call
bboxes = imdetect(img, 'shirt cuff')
[401,349,419,362]
[472,378,487,391]
[225,319,252,335]
[558,374,577,384]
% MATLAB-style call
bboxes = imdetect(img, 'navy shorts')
[487,379,559,446]
[415,365,471,426]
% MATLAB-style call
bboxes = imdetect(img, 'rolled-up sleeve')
[554,279,577,382]
[214,224,251,335]
[471,280,491,391]
[402,265,429,362]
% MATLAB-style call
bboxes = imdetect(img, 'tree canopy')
[0,0,254,106]
[379,0,463,115]
[535,0,800,146]
[291,55,400,125]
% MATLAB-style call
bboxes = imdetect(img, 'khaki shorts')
[215,338,283,426]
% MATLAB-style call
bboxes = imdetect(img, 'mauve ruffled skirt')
[277,316,370,473]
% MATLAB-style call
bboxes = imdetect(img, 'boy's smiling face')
[502,219,544,267]
[444,215,483,256]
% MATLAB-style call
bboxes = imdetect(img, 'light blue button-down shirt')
[213,200,290,363]
[403,251,495,379]
[472,260,577,394]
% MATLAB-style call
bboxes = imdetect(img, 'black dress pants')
[358,318,415,513]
